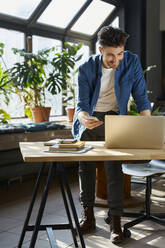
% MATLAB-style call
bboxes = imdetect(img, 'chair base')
[123,212,165,231]
[104,212,165,238]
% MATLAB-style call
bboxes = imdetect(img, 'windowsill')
[0,115,73,151]
[8,115,72,129]
[9,115,67,123]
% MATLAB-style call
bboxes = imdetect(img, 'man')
[72,26,151,244]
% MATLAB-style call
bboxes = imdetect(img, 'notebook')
[105,115,165,149]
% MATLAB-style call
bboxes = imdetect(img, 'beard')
[106,60,122,69]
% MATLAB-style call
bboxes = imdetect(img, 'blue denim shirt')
[72,50,151,139]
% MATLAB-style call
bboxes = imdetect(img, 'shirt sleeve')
[76,64,92,114]
[131,55,152,112]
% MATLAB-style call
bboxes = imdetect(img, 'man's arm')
[131,56,152,113]
[140,109,151,116]
[76,60,103,130]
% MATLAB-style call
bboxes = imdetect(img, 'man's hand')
[140,109,151,116]
[78,111,103,129]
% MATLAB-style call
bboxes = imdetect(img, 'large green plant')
[4,47,63,117]
[8,48,60,107]
[1,42,83,119]
[48,42,83,108]
[0,43,11,123]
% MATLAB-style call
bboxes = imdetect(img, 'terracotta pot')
[66,107,75,122]
[31,107,51,123]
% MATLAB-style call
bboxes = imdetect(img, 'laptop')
[105,115,165,149]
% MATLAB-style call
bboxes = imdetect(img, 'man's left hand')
[140,110,151,116]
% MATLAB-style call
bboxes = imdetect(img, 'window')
[0,1,119,119]
[0,31,90,119]
[111,16,119,28]
[33,35,62,116]
[38,0,86,29]
[0,28,24,118]
[66,43,90,107]
[71,0,115,35]
[95,16,119,54]
[33,37,89,116]
[0,0,41,19]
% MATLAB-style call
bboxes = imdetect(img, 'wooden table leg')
[95,163,144,208]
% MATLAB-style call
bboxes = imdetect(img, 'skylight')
[111,16,119,28]
[38,0,86,29]
[71,0,115,35]
[0,0,41,19]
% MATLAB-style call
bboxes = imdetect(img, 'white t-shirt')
[94,67,119,112]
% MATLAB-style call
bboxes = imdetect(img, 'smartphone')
[88,116,100,121]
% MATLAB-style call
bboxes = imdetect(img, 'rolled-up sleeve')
[76,65,92,114]
[132,56,152,112]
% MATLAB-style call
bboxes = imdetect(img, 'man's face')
[99,45,124,69]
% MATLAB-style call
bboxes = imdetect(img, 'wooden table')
[19,141,165,248]
[20,141,165,162]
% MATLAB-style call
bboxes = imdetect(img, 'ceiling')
[0,0,123,45]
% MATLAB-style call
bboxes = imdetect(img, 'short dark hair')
[97,26,129,47]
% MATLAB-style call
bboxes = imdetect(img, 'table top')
[19,142,165,163]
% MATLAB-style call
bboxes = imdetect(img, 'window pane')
[33,36,62,116]
[0,0,41,19]
[111,16,119,28]
[38,0,86,28]
[33,37,89,116]
[74,44,89,104]
[0,28,24,118]
[65,43,89,108]
[71,0,115,35]
[75,45,89,69]
[33,35,62,53]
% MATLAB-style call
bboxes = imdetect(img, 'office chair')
[105,160,165,238]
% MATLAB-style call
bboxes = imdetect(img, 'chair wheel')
[123,228,131,238]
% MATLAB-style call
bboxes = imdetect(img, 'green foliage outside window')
[0,43,11,123]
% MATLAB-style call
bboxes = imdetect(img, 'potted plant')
[0,42,12,123]
[62,69,78,122]
[5,47,62,123]
[49,42,83,122]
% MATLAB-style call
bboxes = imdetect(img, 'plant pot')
[31,107,51,123]
[66,107,75,122]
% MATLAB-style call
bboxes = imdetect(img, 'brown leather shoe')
[109,216,124,244]
[79,206,96,234]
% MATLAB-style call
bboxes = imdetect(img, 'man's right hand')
[77,111,103,130]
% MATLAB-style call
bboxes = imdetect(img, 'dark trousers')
[79,111,124,216]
